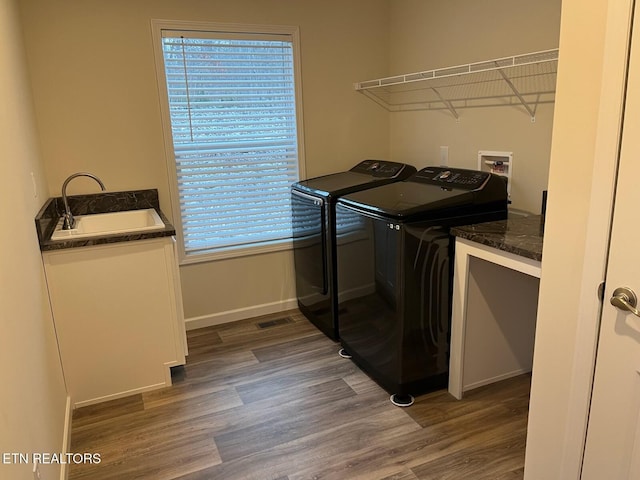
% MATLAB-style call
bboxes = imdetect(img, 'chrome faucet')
[61,172,106,230]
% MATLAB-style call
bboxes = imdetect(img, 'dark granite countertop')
[451,213,544,261]
[35,189,176,251]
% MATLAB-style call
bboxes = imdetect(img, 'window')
[152,21,304,262]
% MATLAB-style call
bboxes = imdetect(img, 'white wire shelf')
[354,49,559,120]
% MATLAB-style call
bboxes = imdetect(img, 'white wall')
[387,0,562,213]
[18,0,391,324]
[0,1,68,479]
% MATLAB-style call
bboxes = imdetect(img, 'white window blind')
[160,30,300,255]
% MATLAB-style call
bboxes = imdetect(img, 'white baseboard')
[463,368,531,393]
[185,298,298,330]
[73,382,168,409]
[59,395,72,480]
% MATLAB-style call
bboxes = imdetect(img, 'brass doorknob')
[610,286,640,317]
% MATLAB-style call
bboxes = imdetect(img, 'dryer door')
[292,189,328,304]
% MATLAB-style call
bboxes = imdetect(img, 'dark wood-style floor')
[68,310,530,480]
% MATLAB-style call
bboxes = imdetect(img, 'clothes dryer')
[291,160,416,340]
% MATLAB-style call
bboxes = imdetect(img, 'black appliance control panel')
[350,159,411,178]
[412,166,490,190]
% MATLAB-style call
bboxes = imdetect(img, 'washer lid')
[293,171,379,197]
[337,166,507,220]
[292,160,416,198]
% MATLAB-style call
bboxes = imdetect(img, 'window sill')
[178,239,294,265]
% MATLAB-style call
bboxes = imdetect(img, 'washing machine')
[291,160,416,340]
[334,166,508,406]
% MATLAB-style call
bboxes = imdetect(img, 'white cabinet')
[43,237,187,407]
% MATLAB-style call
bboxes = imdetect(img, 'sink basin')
[51,209,165,240]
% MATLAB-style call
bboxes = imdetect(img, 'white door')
[581,2,640,476]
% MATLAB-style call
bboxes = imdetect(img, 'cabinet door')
[44,238,184,407]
